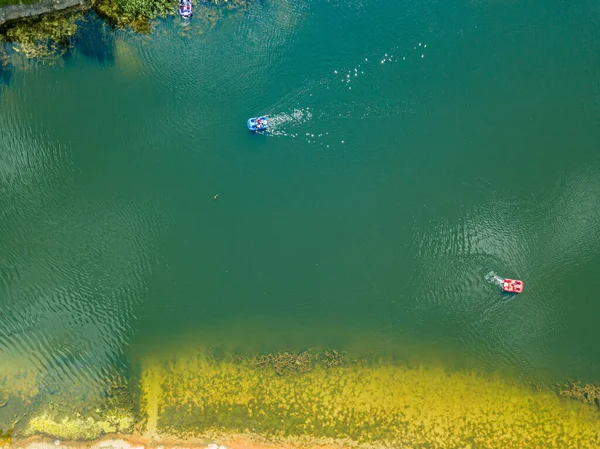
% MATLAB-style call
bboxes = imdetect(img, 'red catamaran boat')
[501,279,524,293]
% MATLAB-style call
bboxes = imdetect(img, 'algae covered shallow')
[1,11,80,59]
[137,354,600,448]
[9,352,600,448]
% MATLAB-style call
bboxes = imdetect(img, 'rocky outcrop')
[0,0,89,28]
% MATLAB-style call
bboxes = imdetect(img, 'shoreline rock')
[0,0,89,29]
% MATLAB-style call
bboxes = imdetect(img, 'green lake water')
[1,0,600,423]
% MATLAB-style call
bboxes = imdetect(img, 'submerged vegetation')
[136,352,600,449]
[0,368,137,441]
[255,349,346,375]
[560,381,600,407]
[0,426,13,446]
[0,365,39,405]
[3,350,600,448]
[26,412,135,441]
[1,11,79,59]
[29,377,139,440]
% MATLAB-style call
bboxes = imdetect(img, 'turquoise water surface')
[1,0,600,421]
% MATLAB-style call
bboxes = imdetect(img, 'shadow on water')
[0,64,12,91]
[499,290,519,303]
[67,12,115,66]
[0,44,13,91]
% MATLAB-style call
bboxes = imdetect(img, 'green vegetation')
[1,11,79,59]
[94,0,252,33]
[0,0,254,60]
[255,349,346,375]
[93,0,174,33]
[560,382,600,407]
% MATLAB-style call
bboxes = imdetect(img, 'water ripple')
[135,0,302,106]
[0,105,161,398]
[409,169,600,374]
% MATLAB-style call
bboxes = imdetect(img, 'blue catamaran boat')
[247,116,268,132]
[179,0,192,18]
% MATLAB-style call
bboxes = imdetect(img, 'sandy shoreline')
[8,434,359,449]
[8,437,223,449]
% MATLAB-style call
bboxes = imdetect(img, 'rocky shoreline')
[0,0,89,28]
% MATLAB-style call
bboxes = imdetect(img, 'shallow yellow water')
[135,355,600,449]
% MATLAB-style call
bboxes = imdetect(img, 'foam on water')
[266,107,313,134]
[259,39,430,147]
[484,271,503,285]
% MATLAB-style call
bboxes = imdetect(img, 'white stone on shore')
[91,439,144,449]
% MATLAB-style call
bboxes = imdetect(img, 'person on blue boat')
[247,116,267,131]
